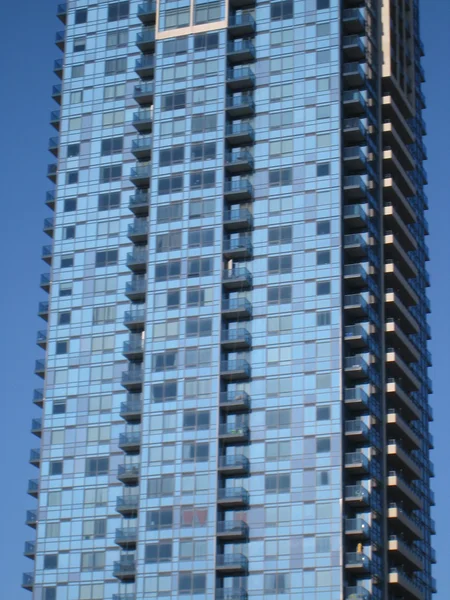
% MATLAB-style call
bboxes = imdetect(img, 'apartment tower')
[24,0,435,599]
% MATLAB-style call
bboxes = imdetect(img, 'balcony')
[47,163,57,183]
[131,135,152,160]
[344,484,370,506]
[226,67,255,90]
[386,350,420,392]
[134,81,154,105]
[215,591,248,600]
[216,553,248,573]
[344,293,370,318]
[342,8,366,34]
[384,233,418,278]
[33,388,44,407]
[344,355,370,380]
[24,541,36,559]
[343,34,366,60]
[345,552,371,573]
[221,328,252,350]
[343,62,366,88]
[344,233,369,257]
[35,360,45,378]
[217,487,249,507]
[43,217,54,237]
[119,432,141,453]
[136,27,155,52]
[56,3,67,23]
[52,84,62,104]
[227,40,256,63]
[388,504,423,541]
[387,471,423,510]
[386,379,421,421]
[344,451,370,473]
[50,109,60,130]
[125,278,147,302]
[389,536,424,571]
[22,573,34,590]
[220,390,250,412]
[383,177,416,225]
[223,267,252,290]
[344,204,368,229]
[128,218,148,243]
[46,190,56,209]
[129,192,150,216]
[228,13,256,37]
[115,527,138,548]
[224,179,253,202]
[389,569,425,600]
[387,440,421,479]
[226,94,255,117]
[218,455,249,475]
[120,395,142,422]
[113,556,136,580]
[219,423,249,443]
[384,261,418,307]
[387,411,420,449]
[343,262,369,288]
[130,163,151,187]
[345,419,370,443]
[344,387,370,412]
[116,494,139,515]
[222,298,252,320]
[385,291,419,334]
[27,479,39,498]
[54,58,63,79]
[36,329,47,349]
[221,360,251,381]
[121,368,143,391]
[343,117,366,143]
[127,248,148,273]
[55,30,65,50]
[132,109,153,133]
[137,1,156,23]
[344,325,370,349]
[29,449,41,467]
[135,55,154,78]
[345,587,372,600]
[383,122,416,172]
[48,136,59,157]
[345,518,370,539]
[225,122,254,146]
[117,464,140,484]
[224,208,253,231]
[217,519,248,540]
[343,146,367,171]
[344,175,367,200]
[343,90,366,116]
[123,339,145,360]
[225,150,254,174]
[124,308,146,330]
[26,510,37,528]
[40,273,51,292]
[383,149,416,198]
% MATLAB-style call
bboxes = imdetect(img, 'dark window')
[317,311,331,326]
[66,171,78,185]
[59,283,72,297]
[145,542,172,563]
[155,260,181,281]
[188,228,214,248]
[44,555,58,569]
[268,255,292,274]
[53,401,66,415]
[156,202,183,223]
[187,257,213,277]
[105,57,127,75]
[147,475,175,497]
[100,165,122,183]
[190,170,215,189]
[146,508,173,530]
[159,146,185,167]
[67,143,80,158]
[317,470,330,485]
[162,36,188,56]
[317,250,331,265]
[317,437,331,452]
[192,114,217,133]
[317,281,331,295]
[101,137,123,156]
[95,250,118,268]
[186,317,212,337]
[153,350,178,372]
[162,91,186,111]
[50,461,63,476]
[317,0,330,8]
[158,175,183,195]
[267,285,292,305]
[108,1,129,22]
[156,231,182,252]
[183,410,210,430]
[85,457,109,476]
[268,226,292,245]
[271,0,293,20]
[73,37,86,52]
[167,290,180,308]
[179,573,207,594]
[317,220,331,235]
[75,8,88,24]
[317,163,330,177]
[60,256,73,269]
[194,2,221,24]
[58,311,71,325]
[182,442,209,462]
[43,588,56,600]
[98,192,121,211]
[106,29,128,48]
[64,226,75,240]
[269,167,292,186]
[265,473,291,492]
[151,381,177,403]
[64,198,77,212]
[191,142,216,161]
[56,341,68,355]
[193,32,219,51]
[317,406,331,420]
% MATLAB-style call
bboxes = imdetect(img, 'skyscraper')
[24,0,435,598]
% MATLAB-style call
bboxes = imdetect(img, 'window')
[164,7,190,29]
[191,141,216,161]
[186,317,212,337]
[102,109,125,127]
[265,505,291,525]
[183,410,210,430]
[85,457,109,476]
[147,475,175,497]
[269,167,292,186]
[43,589,56,600]
[70,90,83,104]
[73,37,86,52]
[265,573,289,593]
[51,429,64,445]
[193,59,220,77]
[64,225,75,240]
[46,523,60,538]
[317,437,331,453]
[268,255,292,274]
[317,470,330,485]
[67,143,80,158]
[159,145,184,166]
[157,202,183,223]
[83,519,106,539]
[158,175,183,195]
[266,440,291,460]
[269,110,294,128]
[100,164,122,183]
[185,378,212,398]
[181,506,208,526]
[105,57,127,75]
[69,116,81,130]
[163,37,188,56]
[87,425,111,442]
[94,276,117,295]
[101,137,123,156]
[50,461,63,476]
[317,220,331,235]
[267,285,292,305]
[317,132,332,146]
[317,373,331,388]
[79,584,104,600]
[182,442,209,462]
[75,8,88,24]
[271,0,293,20]
[162,63,188,82]
[268,226,292,245]
[156,231,182,252]
[179,574,206,594]
[187,257,213,277]
[266,409,291,429]
[72,64,84,78]
[180,540,208,560]
[317,250,331,265]
[52,399,66,414]
[187,287,213,307]
[155,259,181,281]
[270,83,293,100]
[151,380,177,403]
[84,487,108,506]
[58,311,71,326]
[98,192,120,211]
[64,198,76,212]
[317,0,330,8]
[265,473,291,493]
[59,282,72,297]
[152,350,178,371]
[194,2,221,24]
[317,104,331,118]
[48,491,61,506]
[153,320,179,339]
[145,542,172,563]
[194,32,219,51]
[190,170,215,189]
[56,340,68,355]
[192,114,217,133]
[317,281,331,295]
[317,406,331,420]
[162,91,186,111]
[267,315,293,335]
[104,84,126,101]
[60,256,73,269]
[317,163,330,177]
[181,473,209,494]
[108,1,129,22]
[44,555,58,570]
[81,551,105,571]
[189,198,216,219]
[147,508,173,530]
[106,29,128,48]
[66,171,78,184]
[317,311,331,326]
[188,228,214,248]
[185,347,211,368]
[88,395,112,413]
[95,250,118,268]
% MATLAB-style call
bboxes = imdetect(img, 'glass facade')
[24,1,435,599]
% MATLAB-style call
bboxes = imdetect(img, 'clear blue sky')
[0,0,448,597]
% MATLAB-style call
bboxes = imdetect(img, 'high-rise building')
[23,0,435,599]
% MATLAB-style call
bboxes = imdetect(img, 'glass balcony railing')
[135,55,155,73]
[225,150,254,169]
[130,164,151,181]
[218,487,249,503]
[136,27,155,46]
[346,585,371,600]
[345,552,371,569]
[345,419,369,436]
[226,94,255,113]
[345,452,369,469]
[228,13,256,29]
[217,520,249,537]
[113,557,136,577]
[117,464,140,479]
[216,553,248,569]
[28,479,39,494]
[221,359,251,377]
[137,1,157,21]
[123,309,146,325]
[30,448,41,463]
[227,67,255,85]
[128,219,149,239]
[131,136,152,153]
[129,191,150,211]
[218,455,249,470]
[227,39,256,58]
[121,369,143,385]
[133,109,153,125]
[345,517,370,535]
[33,388,44,405]
[134,81,154,101]
[127,249,148,268]
[224,208,253,227]
[119,432,141,448]
[24,541,36,556]
[224,179,253,197]
[219,423,249,438]
[22,573,34,588]
[26,510,37,526]
[116,495,139,512]
[38,300,49,315]
[125,279,147,297]
[222,298,252,316]
[223,267,252,285]
[35,359,45,373]
[115,527,138,544]
[222,328,252,345]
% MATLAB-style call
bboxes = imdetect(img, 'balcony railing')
[113,557,136,579]
[346,586,371,600]
[228,13,256,32]
[345,552,371,569]
[223,267,252,288]
[217,520,249,537]
[221,328,252,347]
[119,432,141,451]
[222,297,252,319]
[345,517,370,536]
[31,417,42,436]
[220,390,250,410]
[218,455,249,472]
[345,484,369,503]
[216,553,248,571]
[221,359,251,379]
[225,93,255,116]
[117,464,140,481]
[137,1,157,23]
[345,452,369,470]
[116,495,140,513]
[134,82,154,104]
[26,510,37,527]
[115,527,138,545]
[218,487,249,504]
[226,67,255,88]
[219,423,249,439]
[22,573,34,589]
[224,178,253,201]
